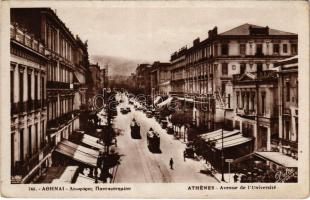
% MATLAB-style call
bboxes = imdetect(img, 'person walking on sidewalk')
[183,150,186,162]
[169,158,174,170]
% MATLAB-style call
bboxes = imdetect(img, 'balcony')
[47,81,71,89]
[11,99,46,116]
[233,70,277,83]
[10,24,45,55]
[47,110,80,133]
[236,108,256,120]
[11,144,53,178]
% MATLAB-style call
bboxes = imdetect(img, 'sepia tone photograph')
[1,0,309,198]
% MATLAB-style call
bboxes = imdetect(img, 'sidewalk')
[213,173,240,183]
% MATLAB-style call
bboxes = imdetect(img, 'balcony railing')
[47,81,71,89]
[10,24,45,55]
[12,144,53,178]
[233,70,277,83]
[47,110,80,133]
[11,99,46,115]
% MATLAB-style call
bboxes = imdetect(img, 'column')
[13,64,19,103]
[267,127,271,151]
[38,71,41,101]
[23,67,28,102]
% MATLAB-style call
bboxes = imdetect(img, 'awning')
[157,97,173,108]
[154,96,162,105]
[214,134,252,150]
[75,174,96,184]
[81,134,105,150]
[55,140,99,167]
[177,97,194,103]
[255,152,298,168]
[52,166,79,183]
[200,129,240,142]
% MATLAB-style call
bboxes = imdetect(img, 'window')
[41,121,45,149]
[283,44,288,53]
[28,126,32,158]
[34,124,38,154]
[221,43,229,55]
[222,63,228,75]
[11,70,14,103]
[251,92,255,110]
[221,81,226,96]
[257,63,263,72]
[236,92,240,108]
[41,77,44,104]
[241,93,245,108]
[291,44,297,55]
[256,44,263,55]
[20,129,24,161]
[273,44,280,54]
[285,120,290,140]
[28,73,32,102]
[239,44,246,55]
[261,92,266,115]
[286,81,290,102]
[19,71,23,103]
[35,74,38,101]
[240,63,246,74]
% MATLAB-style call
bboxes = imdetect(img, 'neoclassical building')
[10,23,49,183]
[10,8,90,183]
[168,24,297,143]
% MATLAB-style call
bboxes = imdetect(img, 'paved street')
[112,94,218,183]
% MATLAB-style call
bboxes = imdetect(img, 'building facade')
[168,24,297,136]
[274,56,298,158]
[150,61,171,100]
[11,8,90,183]
[136,63,152,95]
[10,23,49,184]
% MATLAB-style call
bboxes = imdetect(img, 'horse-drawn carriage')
[146,128,160,152]
[130,119,141,139]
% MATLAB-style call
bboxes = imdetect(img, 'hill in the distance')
[90,55,150,76]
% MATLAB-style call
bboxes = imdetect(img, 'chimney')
[193,38,200,46]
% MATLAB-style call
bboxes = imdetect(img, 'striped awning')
[55,140,99,167]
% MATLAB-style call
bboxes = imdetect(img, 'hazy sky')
[55,2,304,62]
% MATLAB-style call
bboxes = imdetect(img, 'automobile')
[166,125,174,135]
[142,107,147,113]
[120,108,128,114]
[126,107,131,112]
[134,105,138,109]
[136,106,143,111]
[119,99,124,103]
[129,100,134,104]
[146,111,153,118]
[160,119,168,129]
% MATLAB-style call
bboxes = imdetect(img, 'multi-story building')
[228,25,297,151]
[150,61,171,100]
[136,63,152,95]
[10,23,49,184]
[88,63,102,97]
[100,67,108,90]
[170,47,187,95]
[274,56,298,158]
[169,24,297,136]
[73,36,89,111]
[11,8,90,183]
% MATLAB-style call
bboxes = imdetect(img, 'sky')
[54,2,304,62]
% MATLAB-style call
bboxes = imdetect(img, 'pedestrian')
[169,158,174,170]
[183,150,186,162]
[114,138,117,147]
[233,173,239,183]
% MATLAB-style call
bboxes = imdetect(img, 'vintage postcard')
[0,0,309,198]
